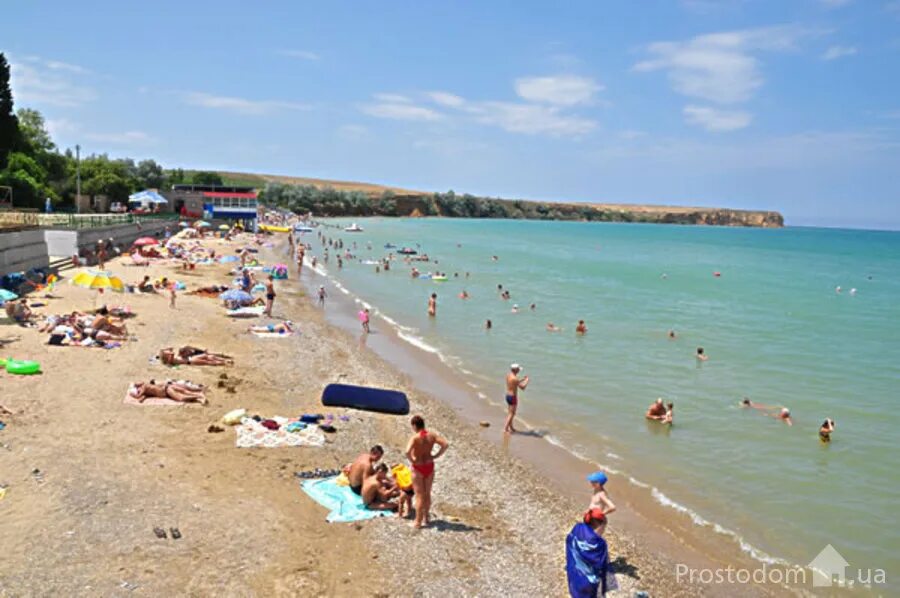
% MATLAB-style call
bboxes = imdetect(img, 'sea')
[297,217,900,585]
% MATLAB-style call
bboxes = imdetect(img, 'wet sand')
[0,231,776,596]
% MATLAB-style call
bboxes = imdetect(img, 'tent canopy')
[128,190,168,204]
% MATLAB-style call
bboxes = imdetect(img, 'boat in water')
[397,247,418,255]
[293,224,314,233]
[345,223,364,232]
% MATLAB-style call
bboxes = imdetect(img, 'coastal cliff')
[217,171,784,228]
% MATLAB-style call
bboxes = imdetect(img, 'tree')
[136,159,166,189]
[17,108,55,153]
[0,53,22,169]
[192,171,223,185]
[0,151,51,208]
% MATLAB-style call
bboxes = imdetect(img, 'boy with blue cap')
[587,471,616,515]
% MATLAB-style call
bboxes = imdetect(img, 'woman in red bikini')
[405,415,449,528]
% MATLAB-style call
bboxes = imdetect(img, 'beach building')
[169,184,259,227]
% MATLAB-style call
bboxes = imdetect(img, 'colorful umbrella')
[194,220,211,228]
[132,237,159,246]
[71,270,125,292]
[179,221,189,227]
[0,288,18,303]
[218,224,230,230]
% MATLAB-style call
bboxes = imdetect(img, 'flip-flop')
[170,527,182,540]
[153,527,167,539]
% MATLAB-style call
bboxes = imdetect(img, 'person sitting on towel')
[347,445,384,496]
[362,464,399,512]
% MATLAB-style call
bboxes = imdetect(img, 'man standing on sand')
[263,275,276,317]
[347,445,384,496]
[405,415,449,528]
[428,293,437,317]
[317,285,327,306]
[504,364,530,433]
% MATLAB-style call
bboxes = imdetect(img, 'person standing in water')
[405,415,449,529]
[504,364,530,433]
[359,308,370,334]
[428,293,437,317]
[317,285,327,305]
[819,418,835,442]
[576,320,588,335]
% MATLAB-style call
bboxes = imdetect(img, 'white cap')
[510,363,521,371]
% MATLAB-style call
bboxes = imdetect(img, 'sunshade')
[128,190,168,204]
[132,237,159,246]
[71,270,125,292]
[194,220,211,228]
[218,224,230,230]
[0,288,18,303]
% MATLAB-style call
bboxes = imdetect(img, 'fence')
[0,212,179,230]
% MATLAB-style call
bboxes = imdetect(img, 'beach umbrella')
[218,224,230,230]
[132,237,159,247]
[71,270,125,293]
[179,221,189,227]
[219,289,252,303]
[0,289,17,304]
[194,220,211,228]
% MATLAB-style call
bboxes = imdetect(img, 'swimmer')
[696,347,708,361]
[459,290,469,299]
[485,319,492,330]
[511,304,519,313]
[546,323,561,332]
[427,293,437,317]
[492,255,499,261]
[530,303,536,310]
[850,288,857,296]
[771,407,793,426]
[740,397,774,410]
[819,418,835,442]
[645,398,668,422]
[668,330,676,339]
[576,320,587,335]
[835,286,842,294]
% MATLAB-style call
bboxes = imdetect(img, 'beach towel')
[301,476,395,523]
[235,416,325,448]
[226,306,264,318]
[250,330,295,338]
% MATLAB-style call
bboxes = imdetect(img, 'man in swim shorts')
[504,364,530,434]
[347,445,384,496]
[645,398,668,422]
[405,415,449,528]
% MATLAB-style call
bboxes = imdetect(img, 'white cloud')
[426,91,466,107]
[467,102,596,136]
[822,45,858,60]
[185,92,311,115]
[8,56,97,107]
[634,25,822,104]
[514,75,603,106]
[683,105,752,131]
[85,130,154,144]
[362,99,443,121]
[372,93,412,104]
[278,49,320,61]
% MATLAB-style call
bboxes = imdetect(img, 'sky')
[4,0,900,229]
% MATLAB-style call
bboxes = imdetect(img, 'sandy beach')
[0,229,764,597]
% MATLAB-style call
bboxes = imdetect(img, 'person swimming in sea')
[819,418,835,442]
[645,398,668,422]
[696,347,708,361]
[773,407,793,426]
[485,319,492,330]
[576,320,587,335]
[511,304,519,313]
[459,290,469,299]
[668,330,676,339]
[546,323,561,332]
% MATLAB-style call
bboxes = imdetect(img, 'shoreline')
[295,238,792,596]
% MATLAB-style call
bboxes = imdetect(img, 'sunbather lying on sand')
[188,285,228,297]
[249,321,294,334]
[159,347,233,366]
[130,380,207,404]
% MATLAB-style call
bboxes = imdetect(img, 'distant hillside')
[204,170,784,228]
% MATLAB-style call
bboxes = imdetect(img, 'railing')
[0,212,179,230]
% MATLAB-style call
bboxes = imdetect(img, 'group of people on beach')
[346,415,449,528]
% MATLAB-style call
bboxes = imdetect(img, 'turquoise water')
[306,218,900,579]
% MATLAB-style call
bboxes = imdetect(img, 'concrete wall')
[0,229,50,276]
[0,219,175,277]
[45,219,175,258]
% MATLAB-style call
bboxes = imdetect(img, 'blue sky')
[5,0,900,228]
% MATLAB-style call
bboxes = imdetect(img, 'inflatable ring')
[3,358,41,375]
